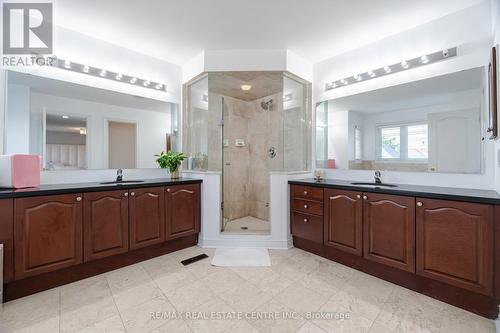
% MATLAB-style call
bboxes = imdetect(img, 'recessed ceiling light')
[143,80,150,87]
[82,65,89,73]
[64,60,71,69]
[368,70,376,78]
[384,66,392,73]
[420,55,429,64]
[130,77,137,84]
[241,84,252,91]
[116,73,123,80]
[341,79,348,85]
[99,69,107,77]
[62,115,69,119]
[354,74,361,81]
[401,60,409,69]
[155,83,163,90]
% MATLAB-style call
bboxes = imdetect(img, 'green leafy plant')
[155,151,185,173]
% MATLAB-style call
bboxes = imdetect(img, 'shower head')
[261,99,273,111]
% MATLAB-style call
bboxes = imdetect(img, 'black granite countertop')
[0,178,202,199]
[289,178,500,205]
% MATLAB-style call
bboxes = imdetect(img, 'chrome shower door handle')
[268,146,277,158]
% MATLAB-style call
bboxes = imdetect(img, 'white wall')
[314,1,496,189]
[493,0,500,193]
[327,108,349,169]
[314,1,491,103]
[30,92,171,169]
[5,84,30,154]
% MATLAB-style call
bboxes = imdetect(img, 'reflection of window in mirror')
[44,113,88,170]
[377,123,428,161]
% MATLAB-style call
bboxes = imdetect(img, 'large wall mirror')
[4,71,178,170]
[316,67,486,174]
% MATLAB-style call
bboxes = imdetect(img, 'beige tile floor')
[223,216,270,235]
[0,246,496,333]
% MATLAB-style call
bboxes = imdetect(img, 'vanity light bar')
[54,59,167,92]
[325,47,457,91]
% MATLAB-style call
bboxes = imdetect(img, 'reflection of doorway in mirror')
[108,121,137,169]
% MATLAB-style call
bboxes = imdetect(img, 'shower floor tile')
[223,216,270,235]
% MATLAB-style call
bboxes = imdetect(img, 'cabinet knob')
[356,194,361,199]
[417,201,423,207]
[303,204,308,209]
[76,196,82,202]
[167,188,171,192]
[363,195,367,200]
[130,192,135,196]
[303,191,308,195]
[303,218,308,223]
[124,192,129,197]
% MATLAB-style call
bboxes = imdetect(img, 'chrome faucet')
[116,169,123,182]
[374,171,382,184]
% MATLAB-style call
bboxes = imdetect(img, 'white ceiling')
[55,0,484,65]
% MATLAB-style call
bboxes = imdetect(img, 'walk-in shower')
[184,71,311,235]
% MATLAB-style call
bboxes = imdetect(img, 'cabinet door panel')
[166,184,200,240]
[15,194,82,279]
[416,198,493,295]
[363,193,415,272]
[84,190,129,262]
[129,187,165,250]
[0,199,14,282]
[324,189,362,255]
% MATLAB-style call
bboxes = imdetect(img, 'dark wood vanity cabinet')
[165,184,200,239]
[324,189,362,255]
[363,193,416,273]
[0,199,14,283]
[83,190,129,262]
[416,198,494,295]
[291,185,324,243]
[14,194,83,279]
[129,187,165,249]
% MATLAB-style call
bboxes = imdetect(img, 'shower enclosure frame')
[182,71,312,237]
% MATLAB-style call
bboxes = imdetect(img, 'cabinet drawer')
[292,198,323,216]
[291,211,323,243]
[291,185,323,202]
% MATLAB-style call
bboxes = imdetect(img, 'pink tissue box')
[0,154,41,188]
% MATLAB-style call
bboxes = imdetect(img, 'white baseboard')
[198,237,293,249]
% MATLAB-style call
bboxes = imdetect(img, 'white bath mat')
[211,247,271,267]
